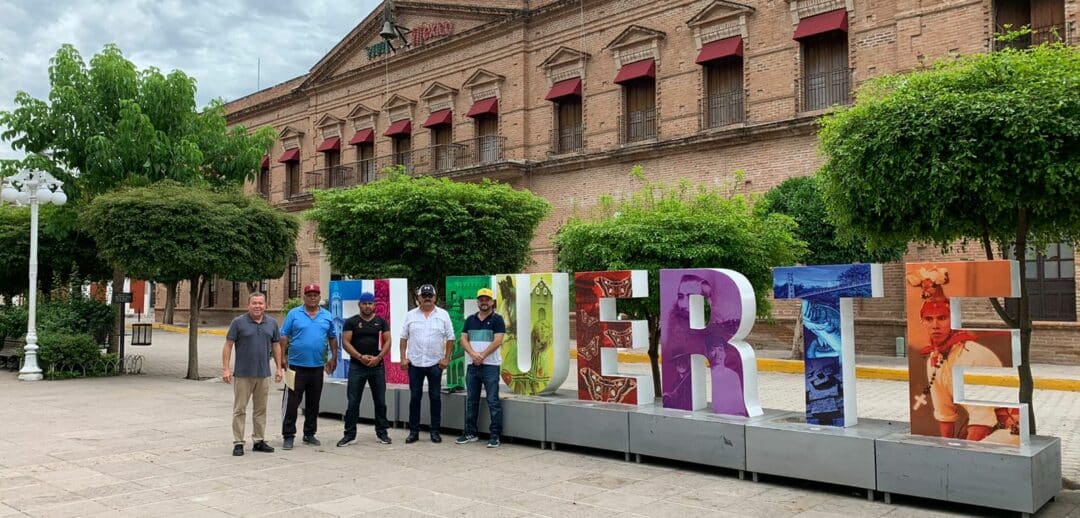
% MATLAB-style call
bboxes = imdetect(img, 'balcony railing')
[301,136,508,191]
[550,126,584,155]
[797,67,853,112]
[992,22,1073,50]
[700,90,746,130]
[618,108,657,144]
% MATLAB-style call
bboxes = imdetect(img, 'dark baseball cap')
[418,284,437,296]
[358,291,376,303]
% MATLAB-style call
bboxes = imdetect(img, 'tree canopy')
[306,170,551,289]
[817,44,1080,434]
[0,205,110,300]
[554,172,805,395]
[81,181,299,378]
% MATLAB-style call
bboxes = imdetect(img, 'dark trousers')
[408,364,443,434]
[464,364,502,437]
[282,365,324,439]
[344,362,389,438]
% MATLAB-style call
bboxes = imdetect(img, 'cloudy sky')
[0,0,381,159]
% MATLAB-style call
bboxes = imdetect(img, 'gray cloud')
[0,0,381,159]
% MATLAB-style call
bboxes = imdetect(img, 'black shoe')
[252,441,274,453]
[336,436,355,448]
[302,435,321,446]
[376,433,392,444]
[232,444,244,456]
[282,437,294,450]
[405,433,419,444]
[430,432,442,443]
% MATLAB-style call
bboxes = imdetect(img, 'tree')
[554,172,805,397]
[306,169,550,289]
[82,181,299,379]
[1,44,275,337]
[817,44,1080,434]
[757,176,905,357]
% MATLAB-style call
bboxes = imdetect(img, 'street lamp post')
[1,170,67,381]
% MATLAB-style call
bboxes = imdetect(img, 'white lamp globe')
[15,190,30,205]
[51,189,67,206]
[1,187,16,203]
[35,188,53,204]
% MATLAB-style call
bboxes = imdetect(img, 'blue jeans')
[343,362,389,438]
[464,364,502,437]
[408,364,443,434]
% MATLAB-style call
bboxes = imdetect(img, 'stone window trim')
[382,94,416,124]
[346,103,379,132]
[419,81,459,115]
[687,1,755,50]
[787,0,853,25]
[463,68,506,103]
[605,25,666,69]
[539,46,591,87]
[314,113,345,140]
[278,125,304,151]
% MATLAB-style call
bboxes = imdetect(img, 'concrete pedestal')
[319,379,400,425]
[746,414,901,493]
[629,405,786,472]
[875,433,1061,515]
[416,390,466,431]
[477,392,565,444]
[546,399,635,457]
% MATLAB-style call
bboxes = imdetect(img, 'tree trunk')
[163,281,177,325]
[109,267,126,354]
[790,310,804,359]
[647,316,661,400]
[1014,211,1036,435]
[186,275,203,380]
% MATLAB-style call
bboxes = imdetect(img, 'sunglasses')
[420,294,435,299]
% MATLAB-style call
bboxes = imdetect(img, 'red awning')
[466,97,499,118]
[260,154,269,169]
[422,109,453,128]
[277,148,301,163]
[348,128,374,145]
[316,136,340,152]
[793,9,848,40]
[614,58,656,84]
[384,119,412,137]
[696,36,743,64]
[545,78,583,101]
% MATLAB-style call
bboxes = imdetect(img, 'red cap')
[303,284,321,294]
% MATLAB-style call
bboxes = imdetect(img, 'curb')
[152,324,1080,392]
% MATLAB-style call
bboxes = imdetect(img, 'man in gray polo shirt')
[223,292,283,456]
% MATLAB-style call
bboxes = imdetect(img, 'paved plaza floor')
[0,331,1077,517]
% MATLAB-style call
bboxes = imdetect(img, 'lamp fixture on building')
[1,170,67,381]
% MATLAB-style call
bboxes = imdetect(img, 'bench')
[0,338,22,371]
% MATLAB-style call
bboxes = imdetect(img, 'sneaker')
[336,436,355,448]
[302,436,321,446]
[487,436,501,448]
[405,433,419,444]
[376,433,392,445]
[252,441,275,453]
[282,437,294,450]
[232,444,244,456]
[455,434,478,445]
[430,432,442,443]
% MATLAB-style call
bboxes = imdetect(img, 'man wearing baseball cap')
[399,283,455,443]
[279,283,338,450]
[337,291,393,446]
[456,288,506,448]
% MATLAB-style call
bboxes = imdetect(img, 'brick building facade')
[158,0,1080,363]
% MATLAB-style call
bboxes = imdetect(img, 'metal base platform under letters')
[629,405,786,472]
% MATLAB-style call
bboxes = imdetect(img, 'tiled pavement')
[0,331,1076,517]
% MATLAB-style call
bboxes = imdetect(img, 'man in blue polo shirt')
[279,283,338,450]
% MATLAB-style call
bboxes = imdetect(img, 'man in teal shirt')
[280,284,338,450]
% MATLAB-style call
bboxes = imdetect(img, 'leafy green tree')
[82,181,299,379]
[0,44,275,342]
[554,172,805,396]
[306,169,550,290]
[817,44,1080,434]
[757,176,905,357]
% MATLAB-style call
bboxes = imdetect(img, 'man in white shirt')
[400,284,455,443]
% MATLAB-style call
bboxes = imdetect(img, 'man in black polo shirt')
[222,292,283,456]
[337,291,393,446]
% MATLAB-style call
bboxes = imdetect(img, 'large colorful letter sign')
[660,268,761,417]
[445,276,493,391]
[575,270,652,405]
[497,273,570,395]
[328,278,409,384]
[773,264,884,427]
[905,261,1027,446]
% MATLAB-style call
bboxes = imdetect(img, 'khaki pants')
[233,376,270,444]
